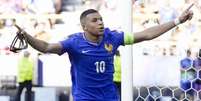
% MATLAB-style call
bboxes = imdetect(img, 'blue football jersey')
[60,28,124,101]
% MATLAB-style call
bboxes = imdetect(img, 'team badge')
[104,43,113,53]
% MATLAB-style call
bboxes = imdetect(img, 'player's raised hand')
[10,24,28,53]
[14,24,26,34]
[178,3,194,24]
[13,24,27,39]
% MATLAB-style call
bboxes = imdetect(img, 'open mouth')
[99,26,104,29]
[99,27,104,31]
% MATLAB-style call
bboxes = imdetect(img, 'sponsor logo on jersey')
[82,50,91,53]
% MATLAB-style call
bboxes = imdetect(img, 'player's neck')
[83,32,103,44]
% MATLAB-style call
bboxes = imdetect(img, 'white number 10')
[95,61,105,73]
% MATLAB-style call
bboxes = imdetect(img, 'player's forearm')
[142,21,176,40]
[23,32,49,53]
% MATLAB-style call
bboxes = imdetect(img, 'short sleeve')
[109,29,124,46]
[109,29,134,46]
[59,36,73,54]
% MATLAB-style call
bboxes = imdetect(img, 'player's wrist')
[174,18,181,26]
[21,30,27,35]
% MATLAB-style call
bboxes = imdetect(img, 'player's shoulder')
[105,27,123,33]
[104,27,124,37]
[69,32,82,38]
[63,32,83,40]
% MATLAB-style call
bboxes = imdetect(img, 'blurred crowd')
[0,0,201,58]
[133,0,201,58]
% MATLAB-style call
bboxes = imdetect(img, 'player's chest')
[77,40,116,56]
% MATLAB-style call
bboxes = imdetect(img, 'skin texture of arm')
[23,31,63,55]
[134,21,175,43]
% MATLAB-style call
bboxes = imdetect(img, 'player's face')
[84,12,104,36]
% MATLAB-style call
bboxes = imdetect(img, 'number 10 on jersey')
[95,61,106,73]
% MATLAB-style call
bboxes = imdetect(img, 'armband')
[124,33,134,45]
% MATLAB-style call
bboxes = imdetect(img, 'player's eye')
[92,18,98,22]
[99,18,103,21]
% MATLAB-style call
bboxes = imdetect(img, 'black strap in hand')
[10,25,28,53]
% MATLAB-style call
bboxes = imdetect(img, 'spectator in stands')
[15,50,34,101]
[0,0,24,14]
[53,0,84,24]
[21,0,56,28]
[113,50,121,100]
[57,0,83,12]
[53,0,62,14]
[22,0,55,14]
[16,4,193,100]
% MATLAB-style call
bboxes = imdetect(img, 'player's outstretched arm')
[133,4,194,43]
[15,25,63,55]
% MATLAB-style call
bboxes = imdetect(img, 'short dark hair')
[80,9,98,24]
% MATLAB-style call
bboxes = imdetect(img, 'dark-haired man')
[16,5,193,100]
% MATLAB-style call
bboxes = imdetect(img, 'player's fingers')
[14,24,22,31]
[188,15,193,20]
[188,11,193,20]
[186,3,194,11]
[189,10,193,15]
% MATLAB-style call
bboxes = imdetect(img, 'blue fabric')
[60,28,124,101]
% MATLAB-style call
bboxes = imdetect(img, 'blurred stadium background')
[0,0,201,101]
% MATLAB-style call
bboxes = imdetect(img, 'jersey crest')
[104,43,113,53]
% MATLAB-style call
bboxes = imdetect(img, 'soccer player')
[16,4,193,101]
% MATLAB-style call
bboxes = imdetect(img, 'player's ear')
[81,18,88,30]
[81,21,87,30]
[82,24,87,30]
[84,26,87,30]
